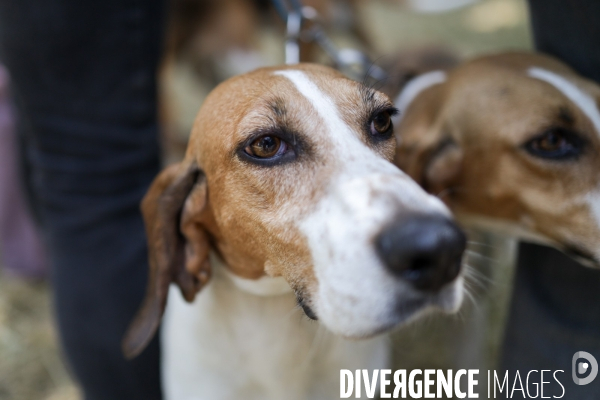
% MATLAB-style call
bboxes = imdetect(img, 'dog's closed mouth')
[296,295,318,320]
[394,297,427,321]
[349,298,428,339]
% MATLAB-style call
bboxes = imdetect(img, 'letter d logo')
[573,351,598,385]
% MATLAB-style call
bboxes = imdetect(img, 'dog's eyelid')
[386,106,400,116]
[256,128,302,147]
[234,126,306,167]
[537,126,585,141]
[371,104,398,117]
[522,126,587,161]
[237,149,297,167]
[557,106,576,125]
[364,105,398,143]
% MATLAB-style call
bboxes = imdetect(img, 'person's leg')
[0,65,48,279]
[528,0,600,82]
[0,1,165,398]
[502,244,600,397]
[501,1,600,397]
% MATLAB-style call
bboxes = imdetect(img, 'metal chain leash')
[270,0,387,83]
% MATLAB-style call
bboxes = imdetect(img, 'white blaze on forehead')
[274,69,356,141]
[528,67,600,135]
[393,70,447,124]
[274,69,457,336]
[273,69,402,177]
[273,68,433,197]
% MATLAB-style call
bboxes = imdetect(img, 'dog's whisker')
[461,283,479,310]
[362,55,389,90]
[452,302,469,323]
[464,275,488,293]
[285,304,303,320]
[463,263,494,288]
[464,267,493,284]
[300,323,327,370]
[466,240,500,250]
[465,249,501,264]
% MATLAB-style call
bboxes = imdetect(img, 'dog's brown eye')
[535,131,566,152]
[524,128,584,160]
[245,136,285,158]
[370,111,392,136]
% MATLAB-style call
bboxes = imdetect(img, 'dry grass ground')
[0,273,78,400]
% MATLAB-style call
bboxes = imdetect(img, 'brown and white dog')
[392,52,600,267]
[123,64,465,399]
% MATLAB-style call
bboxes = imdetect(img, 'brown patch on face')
[395,52,600,261]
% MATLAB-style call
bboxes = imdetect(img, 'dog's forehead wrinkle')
[358,82,376,101]
[357,82,394,109]
[269,97,287,117]
[247,75,286,102]
[238,111,274,134]
[558,106,576,125]
[528,67,600,136]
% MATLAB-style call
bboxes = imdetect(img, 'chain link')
[271,0,387,83]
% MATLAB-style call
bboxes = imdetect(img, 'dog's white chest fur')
[161,262,389,400]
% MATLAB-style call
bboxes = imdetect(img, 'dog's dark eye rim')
[367,106,398,141]
[245,136,285,159]
[523,127,586,160]
[236,129,300,166]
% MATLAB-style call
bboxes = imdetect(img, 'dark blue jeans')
[0,1,165,399]
[501,1,600,399]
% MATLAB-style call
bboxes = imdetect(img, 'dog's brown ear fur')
[380,47,459,99]
[122,162,210,359]
[422,140,463,197]
[180,177,212,286]
[394,83,463,197]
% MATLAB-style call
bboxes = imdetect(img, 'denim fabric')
[502,244,600,399]
[528,0,600,83]
[0,1,166,398]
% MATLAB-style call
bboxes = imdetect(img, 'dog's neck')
[210,252,294,296]
[163,253,390,399]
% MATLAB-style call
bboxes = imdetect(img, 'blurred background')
[0,0,531,399]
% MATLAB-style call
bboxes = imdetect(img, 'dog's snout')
[375,215,466,292]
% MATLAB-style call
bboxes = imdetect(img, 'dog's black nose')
[375,215,466,292]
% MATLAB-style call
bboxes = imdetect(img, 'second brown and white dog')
[123,64,465,399]
[392,52,600,267]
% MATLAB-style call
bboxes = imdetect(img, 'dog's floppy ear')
[421,139,463,196]
[122,161,210,359]
[394,84,463,197]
